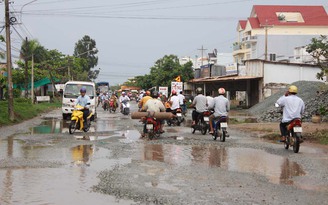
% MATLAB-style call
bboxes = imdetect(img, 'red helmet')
[146,91,151,96]
[218,88,226,95]
[172,90,177,95]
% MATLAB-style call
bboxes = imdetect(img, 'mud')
[0,104,328,205]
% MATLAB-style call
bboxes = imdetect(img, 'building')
[189,5,327,108]
[233,5,328,64]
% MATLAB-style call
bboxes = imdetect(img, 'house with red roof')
[233,5,328,64]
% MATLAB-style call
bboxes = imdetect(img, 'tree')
[124,54,194,90]
[20,39,44,98]
[306,35,328,81]
[73,35,99,81]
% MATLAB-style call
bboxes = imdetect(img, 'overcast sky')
[1,0,327,85]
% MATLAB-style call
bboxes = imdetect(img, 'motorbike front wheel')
[69,120,78,134]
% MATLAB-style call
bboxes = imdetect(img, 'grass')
[0,98,61,126]
[304,130,328,145]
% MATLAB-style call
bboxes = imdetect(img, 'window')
[276,12,304,23]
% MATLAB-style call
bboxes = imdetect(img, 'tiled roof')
[252,5,328,26]
[238,20,247,29]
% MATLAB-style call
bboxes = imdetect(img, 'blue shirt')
[75,95,91,108]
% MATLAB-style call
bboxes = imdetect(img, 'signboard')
[171,82,183,94]
[225,63,238,75]
[159,86,168,97]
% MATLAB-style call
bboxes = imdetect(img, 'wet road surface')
[1,101,328,204]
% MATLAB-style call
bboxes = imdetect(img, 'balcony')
[242,35,257,42]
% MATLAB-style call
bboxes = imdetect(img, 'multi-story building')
[233,5,328,64]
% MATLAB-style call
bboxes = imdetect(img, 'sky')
[0,0,327,85]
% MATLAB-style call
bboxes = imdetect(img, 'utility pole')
[263,20,273,61]
[5,0,14,121]
[198,45,207,67]
[31,54,34,104]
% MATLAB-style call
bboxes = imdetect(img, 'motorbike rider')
[178,91,187,115]
[190,87,207,126]
[275,85,305,142]
[110,93,118,108]
[169,90,180,114]
[209,88,230,135]
[206,91,214,110]
[138,90,152,111]
[142,91,166,134]
[119,92,130,112]
[75,87,91,127]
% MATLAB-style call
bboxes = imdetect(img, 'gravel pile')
[248,81,328,122]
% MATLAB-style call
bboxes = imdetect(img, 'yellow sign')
[175,76,181,82]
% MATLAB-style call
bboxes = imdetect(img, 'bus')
[96,81,110,95]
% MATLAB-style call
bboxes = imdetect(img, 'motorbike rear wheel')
[69,120,77,134]
[220,130,226,142]
[83,120,90,132]
[201,122,207,135]
[293,133,301,153]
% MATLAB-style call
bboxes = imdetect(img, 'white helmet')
[218,88,225,95]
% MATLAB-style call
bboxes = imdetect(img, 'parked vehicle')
[69,105,93,134]
[192,110,211,135]
[167,108,184,126]
[283,118,303,153]
[212,116,229,142]
[121,100,130,115]
[62,81,97,121]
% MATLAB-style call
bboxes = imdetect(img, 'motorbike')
[192,110,212,135]
[284,118,303,153]
[109,98,117,113]
[102,99,109,111]
[121,100,130,115]
[167,108,184,126]
[69,105,93,134]
[275,103,303,153]
[212,116,229,142]
[141,112,162,140]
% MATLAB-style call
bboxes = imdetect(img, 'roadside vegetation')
[0,98,61,126]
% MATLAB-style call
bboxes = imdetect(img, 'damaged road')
[1,103,328,205]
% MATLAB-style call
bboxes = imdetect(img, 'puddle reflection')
[71,145,94,166]
[227,148,306,185]
[138,144,306,186]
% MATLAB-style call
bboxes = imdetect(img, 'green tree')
[306,35,328,80]
[20,39,45,98]
[123,54,194,90]
[73,35,99,81]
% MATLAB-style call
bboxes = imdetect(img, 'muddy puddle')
[1,115,327,204]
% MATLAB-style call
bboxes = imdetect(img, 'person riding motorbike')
[75,87,91,127]
[110,93,118,108]
[138,90,152,111]
[209,88,230,135]
[178,91,187,115]
[169,90,180,113]
[190,87,207,126]
[119,92,130,112]
[142,91,166,134]
[275,85,305,142]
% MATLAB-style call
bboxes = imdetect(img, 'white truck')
[62,81,97,120]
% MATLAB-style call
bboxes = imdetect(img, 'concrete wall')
[263,63,322,85]
[253,35,320,61]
